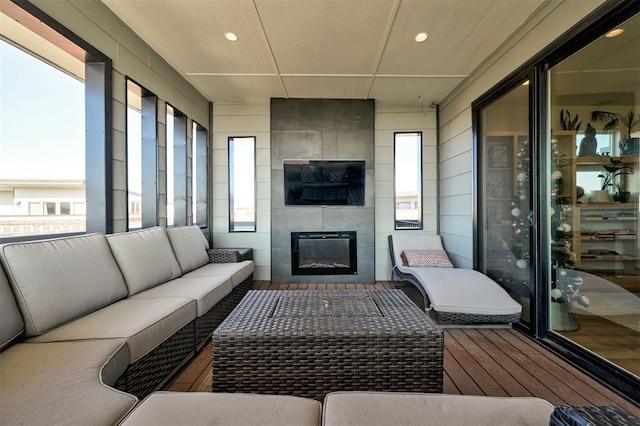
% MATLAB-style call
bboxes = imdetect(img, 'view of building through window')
[127,80,143,230]
[0,30,85,238]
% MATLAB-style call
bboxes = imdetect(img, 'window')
[126,79,158,230]
[394,132,423,230]
[192,122,208,227]
[0,2,109,239]
[166,105,188,227]
[228,137,256,232]
[0,31,84,236]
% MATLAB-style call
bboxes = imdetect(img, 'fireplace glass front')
[291,231,357,275]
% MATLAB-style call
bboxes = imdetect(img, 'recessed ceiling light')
[414,32,428,43]
[605,28,624,38]
[224,32,238,42]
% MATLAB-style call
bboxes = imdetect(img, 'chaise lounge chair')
[388,234,521,327]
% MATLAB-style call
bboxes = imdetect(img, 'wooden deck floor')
[165,282,640,416]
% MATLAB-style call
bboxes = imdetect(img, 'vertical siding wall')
[437,0,606,268]
[212,103,271,280]
[374,105,438,280]
[213,103,438,281]
[30,0,210,233]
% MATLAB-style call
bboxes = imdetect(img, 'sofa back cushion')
[0,266,23,350]
[166,226,210,274]
[0,234,129,337]
[107,227,182,295]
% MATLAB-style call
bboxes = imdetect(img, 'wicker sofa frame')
[113,248,254,398]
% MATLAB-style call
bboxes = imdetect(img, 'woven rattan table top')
[214,289,441,336]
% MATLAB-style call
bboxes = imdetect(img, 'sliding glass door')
[546,11,639,377]
[477,77,534,327]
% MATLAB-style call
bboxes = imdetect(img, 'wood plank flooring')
[165,281,640,416]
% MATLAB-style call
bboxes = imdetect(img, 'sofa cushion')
[120,392,322,426]
[107,227,182,296]
[322,392,554,426]
[28,297,196,363]
[131,275,233,317]
[390,233,445,268]
[0,234,129,337]
[182,260,254,287]
[0,267,23,350]
[166,225,210,274]
[0,340,137,426]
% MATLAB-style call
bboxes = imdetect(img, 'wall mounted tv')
[283,159,366,206]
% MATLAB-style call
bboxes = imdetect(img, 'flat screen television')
[283,159,365,206]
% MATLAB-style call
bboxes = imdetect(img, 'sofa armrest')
[207,248,253,263]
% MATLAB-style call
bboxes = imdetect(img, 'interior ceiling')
[99,0,548,106]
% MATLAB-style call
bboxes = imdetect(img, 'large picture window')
[0,2,109,239]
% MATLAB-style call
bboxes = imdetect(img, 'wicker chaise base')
[212,290,443,401]
[431,309,522,325]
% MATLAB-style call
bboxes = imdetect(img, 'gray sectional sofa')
[0,225,254,425]
[0,225,559,425]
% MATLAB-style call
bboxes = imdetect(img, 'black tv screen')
[284,160,365,206]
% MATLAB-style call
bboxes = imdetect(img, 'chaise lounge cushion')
[0,339,137,426]
[166,225,210,274]
[107,226,183,296]
[322,392,554,426]
[407,268,521,316]
[0,267,23,350]
[120,392,322,426]
[27,297,196,363]
[0,234,129,336]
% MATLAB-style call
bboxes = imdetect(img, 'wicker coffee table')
[211,289,443,400]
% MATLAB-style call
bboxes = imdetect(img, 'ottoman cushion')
[323,392,554,426]
[120,392,322,426]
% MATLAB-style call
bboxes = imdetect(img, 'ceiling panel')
[101,0,278,75]
[378,0,546,75]
[282,75,373,100]
[99,0,551,104]
[255,0,396,75]
[189,75,286,103]
[369,76,465,105]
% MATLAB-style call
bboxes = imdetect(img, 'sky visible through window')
[0,39,84,180]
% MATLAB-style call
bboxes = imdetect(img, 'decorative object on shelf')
[489,142,510,168]
[590,190,610,203]
[591,109,639,156]
[612,182,631,203]
[577,123,597,157]
[598,157,633,191]
[560,109,582,132]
